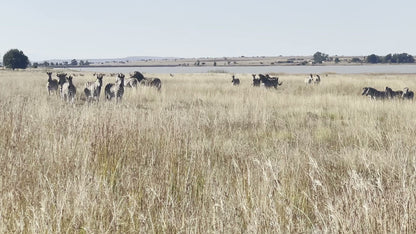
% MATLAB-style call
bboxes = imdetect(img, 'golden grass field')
[0,69,415,233]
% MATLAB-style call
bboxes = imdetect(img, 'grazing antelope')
[105,73,125,101]
[252,74,261,87]
[46,72,59,95]
[402,87,414,100]
[231,75,240,86]
[305,74,313,85]
[84,73,104,102]
[385,87,403,99]
[314,74,321,85]
[258,74,282,89]
[170,73,174,78]
[131,71,161,91]
[61,76,77,102]
[362,87,387,100]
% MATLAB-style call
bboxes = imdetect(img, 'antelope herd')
[46,71,414,104]
[46,71,161,103]
[362,86,414,100]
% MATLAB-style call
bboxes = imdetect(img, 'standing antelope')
[56,73,68,95]
[231,75,240,86]
[61,76,77,103]
[402,87,414,100]
[305,74,313,85]
[84,73,104,102]
[105,73,125,101]
[46,72,59,95]
[252,74,261,87]
[314,74,321,85]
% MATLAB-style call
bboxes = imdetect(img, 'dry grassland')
[0,69,415,233]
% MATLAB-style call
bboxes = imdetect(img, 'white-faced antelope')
[305,74,313,85]
[61,76,77,103]
[84,73,104,102]
[231,75,240,86]
[105,73,125,102]
[402,87,414,100]
[362,87,387,100]
[46,72,59,95]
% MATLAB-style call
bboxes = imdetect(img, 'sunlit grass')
[0,69,415,232]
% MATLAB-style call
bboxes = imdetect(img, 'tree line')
[365,53,415,64]
[313,51,415,64]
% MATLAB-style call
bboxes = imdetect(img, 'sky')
[1,0,415,61]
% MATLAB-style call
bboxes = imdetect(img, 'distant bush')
[366,53,414,64]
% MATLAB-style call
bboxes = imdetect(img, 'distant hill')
[38,56,178,64]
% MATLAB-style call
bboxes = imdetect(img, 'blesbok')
[305,74,313,85]
[124,77,138,88]
[252,74,261,87]
[231,75,240,86]
[56,73,68,94]
[61,76,77,102]
[314,74,321,85]
[131,71,161,91]
[362,87,387,100]
[385,87,403,99]
[258,74,282,89]
[46,72,59,95]
[84,73,104,102]
[402,87,414,100]
[105,73,125,101]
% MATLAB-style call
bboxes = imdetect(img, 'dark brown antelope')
[402,87,414,100]
[231,75,240,86]
[385,87,403,99]
[362,87,387,100]
[252,74,261,87]
[46,72,59,95]
[131,71,161,91]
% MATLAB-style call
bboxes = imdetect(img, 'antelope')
[56,73,68,95]
[84,73,104,102]
[362,87,387,100]
[314,74,321,85]
[385,87,403,99]
[252,74,261,87]
[305,74,313,84]
[131,71,161,91]
[61,76,77,103]
[105,73,125,101]
[258,74,282,88]
[402,87,414,100]
[231,75,240,86]
[46,72,59,95]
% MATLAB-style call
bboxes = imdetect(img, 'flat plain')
[0,69,415,233]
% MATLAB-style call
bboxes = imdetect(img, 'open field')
[0,69,415,232]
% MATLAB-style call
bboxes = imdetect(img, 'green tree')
[313,51,329,64]
[70,59,78,66]
[366,54,381,63]
[2,49,29,70]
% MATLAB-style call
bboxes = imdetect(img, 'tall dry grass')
[0,70,415,233]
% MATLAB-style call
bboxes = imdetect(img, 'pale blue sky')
[1,0,414,61]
